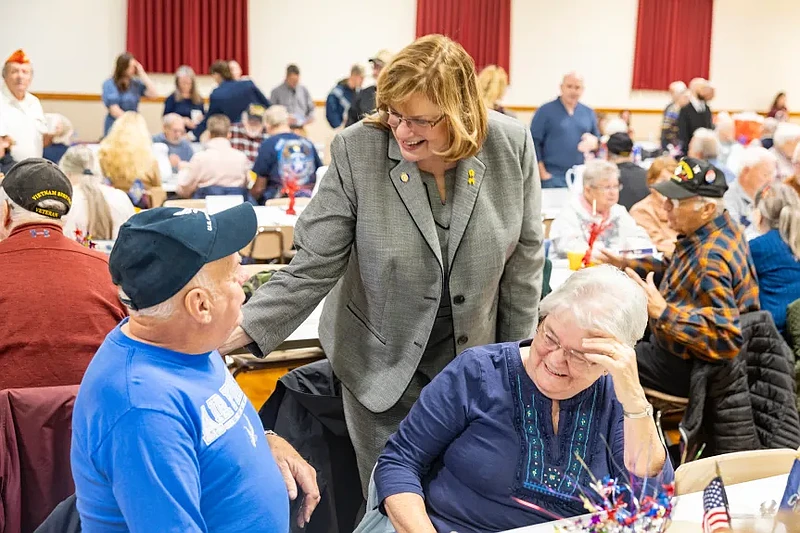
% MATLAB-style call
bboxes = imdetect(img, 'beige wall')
[5,0,800,110]
[6,0,800,152]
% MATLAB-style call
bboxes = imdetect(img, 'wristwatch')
[623,402,654,419]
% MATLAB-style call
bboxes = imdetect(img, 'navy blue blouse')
[375,341,674,533]
[163,93,205,131]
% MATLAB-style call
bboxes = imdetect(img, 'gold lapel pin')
[400,172,409,183]
[467,169,475,185]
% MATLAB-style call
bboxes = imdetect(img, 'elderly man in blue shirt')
[530,72,600,188]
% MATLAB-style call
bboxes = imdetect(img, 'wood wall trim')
[31,92,786,118]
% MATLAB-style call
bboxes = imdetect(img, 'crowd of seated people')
[3,34,800,533]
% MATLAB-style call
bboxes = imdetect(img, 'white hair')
[604,118,629,137]
[690,128,720,159]
[582,159,619,189]
[739,145,777,173]
[264,105,289,128]
[762,117,779,136]
[774,122,800,147]
[0,187,67,228]
[697,196,725,216]
[668,80,687,96]
[539,264,648,347]
[121,268,218,319]
[162,113,183,128]
[715,112,733,127]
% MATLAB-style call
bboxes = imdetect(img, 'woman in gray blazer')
[222,34,544,493]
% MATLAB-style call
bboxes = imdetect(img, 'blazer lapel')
[387,138,443,270]
[448,155,486,268]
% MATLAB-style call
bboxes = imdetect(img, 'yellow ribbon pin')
[467,169,475,185]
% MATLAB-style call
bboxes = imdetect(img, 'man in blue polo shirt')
[530,72,600,188]
[71,204,320,532]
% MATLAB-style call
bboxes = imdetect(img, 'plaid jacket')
[627,211,760,362]
[229,122,268,165]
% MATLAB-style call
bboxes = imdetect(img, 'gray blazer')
[241,111,544,413]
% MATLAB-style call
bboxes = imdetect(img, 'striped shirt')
[626,211,760,362]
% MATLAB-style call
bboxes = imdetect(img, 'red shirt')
[0,223,127,389]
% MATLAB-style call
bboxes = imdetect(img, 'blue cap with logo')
[109,204,257,310]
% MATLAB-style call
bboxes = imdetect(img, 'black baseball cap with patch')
[246,104,267,120]
[109,204,257,310]
[0,158,72,218]
[652,157,728,199]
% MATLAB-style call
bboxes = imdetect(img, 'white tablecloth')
[501,474,789,533]
[253,205,303,227]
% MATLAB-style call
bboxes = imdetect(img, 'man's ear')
[184,287,214,324]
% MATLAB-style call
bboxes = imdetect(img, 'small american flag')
[703,476,731,533]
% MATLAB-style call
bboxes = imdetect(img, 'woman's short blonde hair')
[98,111,160,191]
[365,34,488,161]
[477,65,508,109]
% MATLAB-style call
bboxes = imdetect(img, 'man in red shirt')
[0,158,127,389]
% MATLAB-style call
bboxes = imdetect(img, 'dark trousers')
[635,335,693,397]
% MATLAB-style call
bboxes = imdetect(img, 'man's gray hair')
[264,105,290,128]
[163,113,184,128]
[690,128,719,159]
[539,265,648,347]
[0,187,67,227]
[739,145,777,173]
[773,122,800,147]
[582,159,619,189]
[120,269,218,319]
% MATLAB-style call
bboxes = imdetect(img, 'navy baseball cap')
[652,157,728,200]
[109,204,257,310]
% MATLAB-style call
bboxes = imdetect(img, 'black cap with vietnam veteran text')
[109,204,257,311]
[0,158,72,219]
[652,157,728,200]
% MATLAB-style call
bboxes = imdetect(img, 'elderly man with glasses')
[599,157,760,397]
[549,158,653,258]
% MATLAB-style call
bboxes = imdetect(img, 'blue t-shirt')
[71,320,290,532]
[252,132,322,201]
[375,341,674,532]
[749,229,800,334]
[530,98,599,175]
[102,78,146,136]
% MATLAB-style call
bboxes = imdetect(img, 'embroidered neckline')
[508,346,599,506]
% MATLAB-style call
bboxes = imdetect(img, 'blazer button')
[457,335,469,345]
[454,295,465,304]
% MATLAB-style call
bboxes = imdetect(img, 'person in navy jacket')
[325,65,364,129]
[195,60,270,136]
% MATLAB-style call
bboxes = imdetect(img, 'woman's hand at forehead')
[581,337,648,413]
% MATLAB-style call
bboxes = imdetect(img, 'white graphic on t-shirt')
[243,415,257,447]
[200,371,248,446]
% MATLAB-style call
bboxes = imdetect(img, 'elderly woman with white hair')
[363,265,673,532]
[771,122,800,179]
[549,159,653,258]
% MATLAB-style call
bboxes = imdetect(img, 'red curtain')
[631,0,713,90]
[126,0,249,75]
[416,0,511,75]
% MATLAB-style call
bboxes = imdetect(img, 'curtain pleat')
[632,0,714,90]
[126,0,249,75]
[416,0,511,75]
